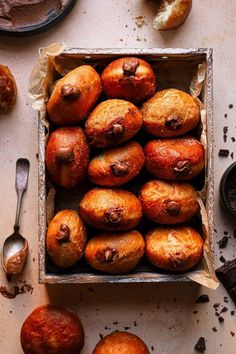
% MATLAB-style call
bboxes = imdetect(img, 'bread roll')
[79,188,142,231]
[0,64,17,110]
[85,230,145,274]
[101,57,156,104]
[153,0,192,31]
[47,65,101,125]
[144,136,205,180]
[146,226,203,272]
[21,305,84,354]
[46,127,89,188]
[46,210,87,268]
[88,141,145,186]
[93,331,150,354]
[140,180,198,224]
[141,89,200,137]
[85,99,142,148]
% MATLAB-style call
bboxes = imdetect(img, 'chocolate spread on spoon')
[5,241,28,275]
[0,1,67,29]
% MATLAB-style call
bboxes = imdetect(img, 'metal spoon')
[2,158,30,275]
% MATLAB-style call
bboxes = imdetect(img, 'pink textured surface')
[0,1,236,353]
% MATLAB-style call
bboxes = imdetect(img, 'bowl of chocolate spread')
[220,162,236,217]
[0,0,76,36]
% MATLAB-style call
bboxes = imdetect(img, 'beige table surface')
[0,1,236,353]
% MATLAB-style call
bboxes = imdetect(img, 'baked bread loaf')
[144,136,205,180]
[46,210,87,268]
[85,230,145,274]
[79,188,142,231]
[21,305,84,354]
[47,65,101,125]
[88,141,145,187]
[146,226,203,272]
[101,57,156,104]
[85,99,142,147]
[0,64,17,110]
[46,127,89,188]
[153,0,192,31]
[139,180,198,224]
[141,89,200,137]
[93,331,150,354]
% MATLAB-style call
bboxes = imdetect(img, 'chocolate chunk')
[218,149,229,157]
[230,152,234,159]
[194,337,206,352]
[213,303,220,308]
[220,255,226,263]
[229,104,234,109]
[195,294,209,303]
[216,259,236,305]
[231,331,235,337]
[218,316,224,323]
[218,236,228,249]
[231,137,236,142]
[223,126,228,134]
[220,306,228,313]
[223,134,227,143]
[212,327,217,332]
[224,113,228,118]
[231,311,235,316]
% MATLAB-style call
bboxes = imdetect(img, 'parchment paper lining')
[29,44,218,289]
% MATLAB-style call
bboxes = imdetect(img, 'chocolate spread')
[5,240,28,275]
[0,1,66,29]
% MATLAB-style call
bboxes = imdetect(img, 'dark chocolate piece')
[218,316,224,323]
[218,236,228,249]
[229,104,234,109]
[223,126,228,134]
[218,149,229,157]
[213,303,220,308]
[220,306,228,313]
[231,137,235,143]
[194,337,206,352]
[220,255,226,263]
[216,259,236,305]
[195,294,210,303]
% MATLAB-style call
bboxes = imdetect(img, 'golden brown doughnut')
[85,230,145,274]
[139,180,198,224]
[101,57,156,104]
[47,65,101,125]
[144,136,205,180]
[0,64,17,110]
[79,188,142,231]
[141,89,200,137]
[153,0,192,31]
[85,99,142,148]
[46,210,87,268]
[88,141,145,187]
[93,331,150,354]
[46,127,89,188]
[146,226,203,272]
[21,305,84,354]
